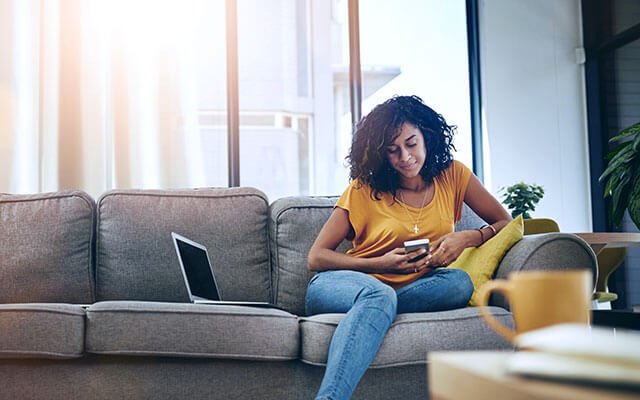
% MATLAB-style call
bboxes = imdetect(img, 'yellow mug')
[477,269,592,342]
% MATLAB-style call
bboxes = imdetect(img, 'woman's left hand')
[427,231,475,267]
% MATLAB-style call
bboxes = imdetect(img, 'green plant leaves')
[599,122,640,228]
[500,182,544,219]
[629,170,640,229]
[609,122,640,143]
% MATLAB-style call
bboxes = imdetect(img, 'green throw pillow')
[449,215,524,306]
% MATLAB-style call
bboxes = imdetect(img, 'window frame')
[224,0,484,187]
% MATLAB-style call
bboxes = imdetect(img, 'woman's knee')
[357,281,398,317]
[433,268,474,307]
[446,269,474,305]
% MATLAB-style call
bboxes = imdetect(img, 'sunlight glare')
[100,0,202,50]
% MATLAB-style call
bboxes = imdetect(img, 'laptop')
[171,232,282,310]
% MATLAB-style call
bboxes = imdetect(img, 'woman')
[306,95,511,400]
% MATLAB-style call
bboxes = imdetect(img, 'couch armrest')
[490,233,597,308]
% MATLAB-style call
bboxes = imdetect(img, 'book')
[506,323,640,388]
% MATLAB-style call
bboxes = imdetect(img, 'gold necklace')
[398,187,430,234]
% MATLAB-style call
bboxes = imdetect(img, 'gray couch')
[0,187,597,399]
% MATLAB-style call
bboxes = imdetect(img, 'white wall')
[479,0,591,231]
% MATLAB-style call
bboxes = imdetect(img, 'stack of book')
[507,323,640,388]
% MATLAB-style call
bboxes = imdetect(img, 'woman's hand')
[374,247,430,274]
[427,231,477,267]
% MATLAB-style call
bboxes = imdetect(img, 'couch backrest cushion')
[0,191,95,303]
[455,203,486,231]
[269,197,351,315]
[96,188,271,302]
[270,198,485,315]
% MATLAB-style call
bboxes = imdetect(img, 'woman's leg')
[395,268,473,314]
[305,270,398,400]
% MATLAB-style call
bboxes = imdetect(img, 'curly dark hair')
[347,95,456,200]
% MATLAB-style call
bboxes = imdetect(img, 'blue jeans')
[305,268,473,400]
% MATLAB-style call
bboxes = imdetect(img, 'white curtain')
[0,0,207,198]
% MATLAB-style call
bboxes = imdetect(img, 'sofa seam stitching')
[519,235,596,274]
[0,350,83,358]
[86,309,297,319]
[85,350,297,360]
[300,311,512,327]
[0,309,86,316]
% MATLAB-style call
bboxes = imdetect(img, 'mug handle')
[477,280,516,342]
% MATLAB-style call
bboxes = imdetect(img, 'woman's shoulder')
[344,178,371,192]
[337,179,377,212]
[449,159,470,172]
[342,178,394,203]
[436,159,472,185]
[443,159,471,175]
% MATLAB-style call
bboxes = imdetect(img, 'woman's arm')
[307,207,427,273]
[428,174,511,266]
[463,174,512,232]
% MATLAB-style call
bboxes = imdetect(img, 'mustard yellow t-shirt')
[336,160,472,289]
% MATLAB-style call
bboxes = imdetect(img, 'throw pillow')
[448,215,524,306]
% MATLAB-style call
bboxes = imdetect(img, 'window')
[194,1,228,187]
[359,0,473,168]
[237,0,316,200]
[583,0,640,309]
[151,0,476,200]
[1,1,477,199]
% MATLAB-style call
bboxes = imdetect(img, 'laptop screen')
[175,236,220,301]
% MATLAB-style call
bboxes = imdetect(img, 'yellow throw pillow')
[448,215,524,306]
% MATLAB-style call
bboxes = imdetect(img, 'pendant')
[413,224,419,234]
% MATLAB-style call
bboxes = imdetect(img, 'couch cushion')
[0,190,95,303]
[455,203,486,231]
[96,188,271,302]
[300,307,513,367]
[0,304,86,359]
[85,301,300,361]
[269,196,352,315]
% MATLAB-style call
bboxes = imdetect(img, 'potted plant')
[599,122,640,230]
[500,182,544,219]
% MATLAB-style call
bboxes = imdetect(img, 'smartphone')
[404,238,430,263]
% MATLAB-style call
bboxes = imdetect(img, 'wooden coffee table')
[574,232,640,255]
[428,351,639,400]
[575,232,640,324]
